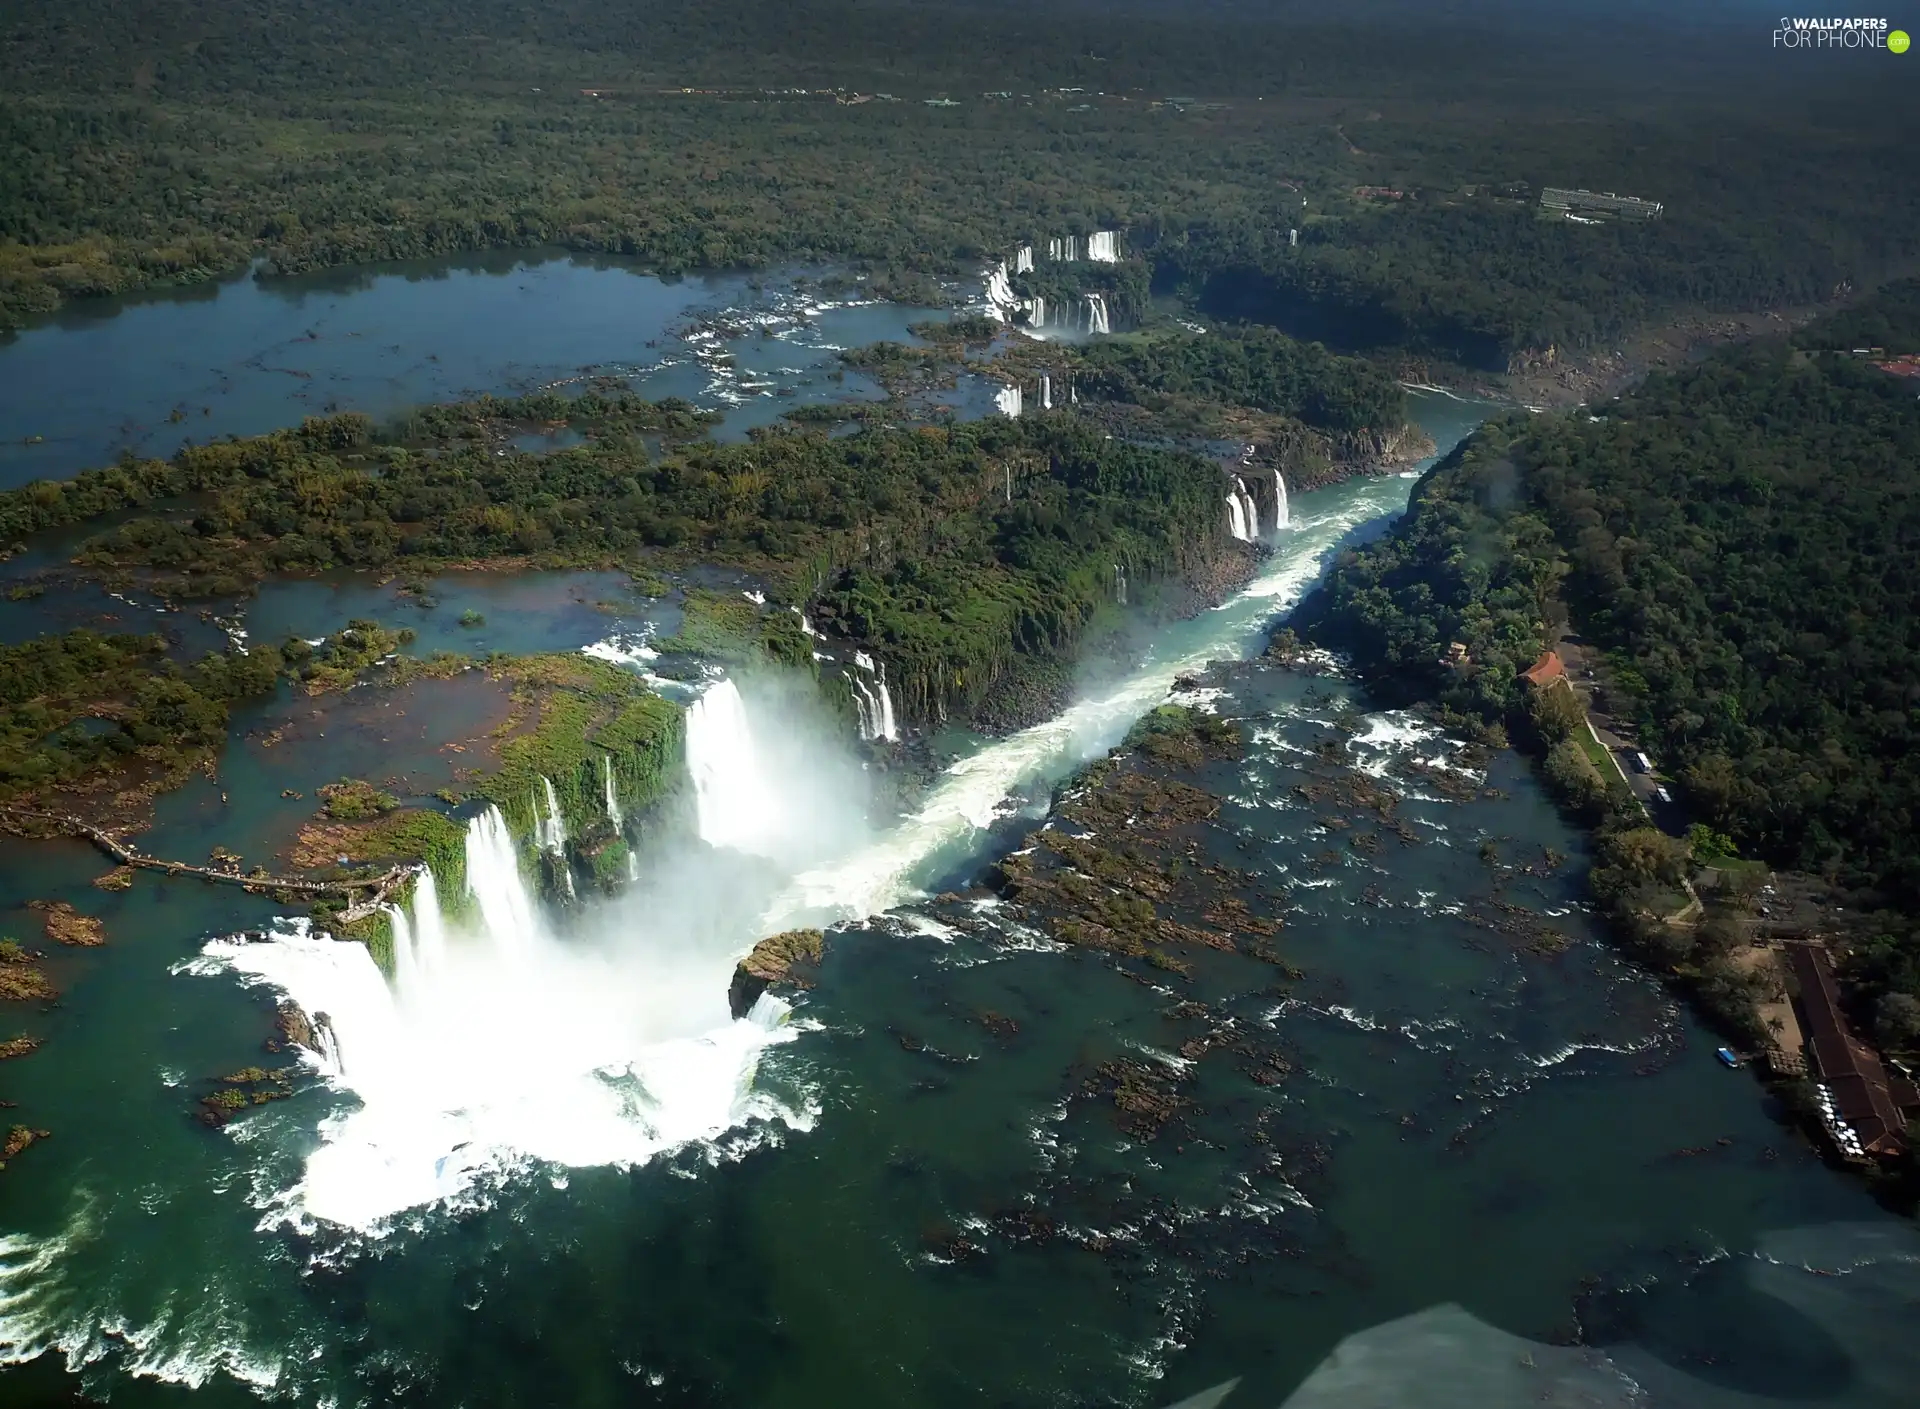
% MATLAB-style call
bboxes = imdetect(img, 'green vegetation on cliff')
[478,654,685,844]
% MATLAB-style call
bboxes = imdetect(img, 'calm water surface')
[0,252,969,488]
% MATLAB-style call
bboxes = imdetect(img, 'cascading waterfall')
[984,261,1016,319]
[1273,469,1291,532]
[467,805,543,953]
[1013,244,1034,274]
[1224,477,1260,542]
[995,383,1023,418]
[536,776,574,899]
[1087,230,1120,263]
[198,794,810,1229]
[847,653,899,743]
[1225,492,1251,541]
[536,778,567,854]
[1040,373,1052,411]
[851,673,881,740]
[602,755,624,830]
[876,664,898,742]
[412,867,447,980]
[686,677,803,857]
[386,900,418,1001]
[1114,563,1128,606]
[1028,295,1046,330]
[1085,294,1110,336]
[309,1012,344,1080]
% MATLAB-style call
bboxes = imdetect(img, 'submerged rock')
[728,928,825,1019]
[275,999,316,1051]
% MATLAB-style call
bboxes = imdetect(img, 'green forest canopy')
[2,401,1238,724]
[1294,278,1920,1018]
[1,0,1914,365]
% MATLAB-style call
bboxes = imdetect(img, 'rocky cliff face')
[1333,421,1437,472]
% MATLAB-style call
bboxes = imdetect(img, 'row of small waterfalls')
[983,231,1124,335]
[1227,468,1292,540]
[1007,231,1121,274]
[993,370,1078,419]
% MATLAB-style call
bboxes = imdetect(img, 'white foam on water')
[191,817,814,1234]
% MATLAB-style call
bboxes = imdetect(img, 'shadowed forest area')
[3,0,1916,367]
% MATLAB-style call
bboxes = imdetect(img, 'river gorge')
[0,255,1915,1409]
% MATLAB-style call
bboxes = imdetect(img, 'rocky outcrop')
[275,999,316,1051]
[728,928,825,1019]
[91,866,135,891]
[1334,421,1436,471]
[0,1125,50,1168]
[31,900,106,947]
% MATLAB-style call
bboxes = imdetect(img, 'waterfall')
[1086,294,1110,336]
[310,1012,344,1080]
[1028,295,1046,329]
[1114,563,1128,606]
[1087,230,1120,263]
[466,806,543,954]
[412,867,447,980]
[849,660,899,743]
[995,383,1022,418]
[195,781,811,1228]
[535,777,567,855]
[1014,244,1034,274]
[603,754,624,830]
[536,776,574,898]
[876,664,898,742]
[983,261,1016,320]
[1040,373,1052,411]
[851,672,880,740]
[1224,477,1260,542]
[686,678,786,855]
[387,901,418,998]
[1225,493,1251,541]
[1047,236,1064,262]
[1273,469,1291,532]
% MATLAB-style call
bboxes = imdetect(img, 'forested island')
[1292,278,1920,1186]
